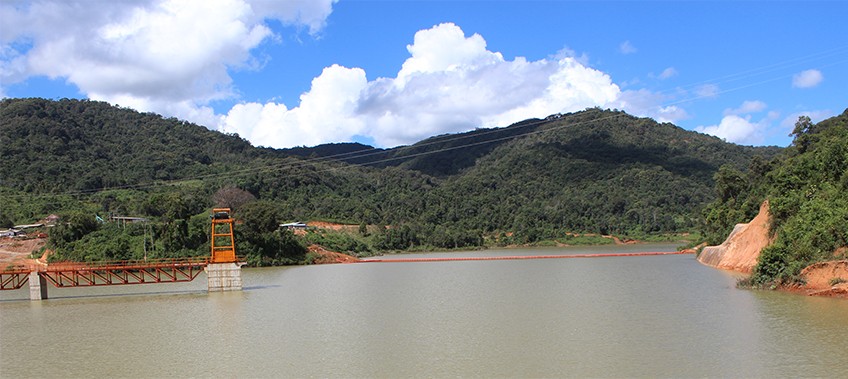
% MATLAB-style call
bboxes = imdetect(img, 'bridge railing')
[40,257,212,272]
[1,264,33,274]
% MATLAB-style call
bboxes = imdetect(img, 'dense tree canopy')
[2,98,782,263]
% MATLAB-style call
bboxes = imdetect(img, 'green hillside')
[1,98,782,264]
[0,98,258,192]
[702,110,848,286]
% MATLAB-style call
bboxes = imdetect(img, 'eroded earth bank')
[698,200,848,297]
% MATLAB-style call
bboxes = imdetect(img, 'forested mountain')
[289,110,780,179]
[0,98,260,192]
[1,98,782,263]
[702,109,848,286]
[281,142,388,166]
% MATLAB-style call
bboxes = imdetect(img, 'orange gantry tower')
[206,207,244,292]
[210,208,237,263]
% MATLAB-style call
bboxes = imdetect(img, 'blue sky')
[2,1,846,148]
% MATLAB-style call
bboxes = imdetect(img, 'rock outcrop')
[698,200,772,273]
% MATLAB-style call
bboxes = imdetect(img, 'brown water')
[2,244,847,378]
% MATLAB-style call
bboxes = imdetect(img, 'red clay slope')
[698,200,772,273]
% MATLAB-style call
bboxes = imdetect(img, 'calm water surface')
[2,244,848,378]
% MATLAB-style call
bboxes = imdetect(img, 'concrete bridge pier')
[29,271,48,300]
[205,262,244,292]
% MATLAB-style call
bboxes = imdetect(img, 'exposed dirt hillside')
[698,201,772,273]
[790,261,848,298]
[307,245,359,264]
[0,237,47,268]
[700,200,848,298]
[307,221,360,232]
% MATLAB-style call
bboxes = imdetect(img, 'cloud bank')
[221,23,678,148]
[1,0,336,127]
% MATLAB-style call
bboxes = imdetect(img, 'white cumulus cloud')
[222,23,630,148]
[724,100,767,116]
[792,69,823,88]
[0,0,336,114]
[220,64,367,147]
[696,115,765,145]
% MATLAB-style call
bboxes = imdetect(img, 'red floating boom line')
[361,251,691,263]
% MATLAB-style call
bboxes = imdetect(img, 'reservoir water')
[2,244,848,377]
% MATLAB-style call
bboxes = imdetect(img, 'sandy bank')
[699,200,848,298]
[787,260,848,298]
[698,201,772,273]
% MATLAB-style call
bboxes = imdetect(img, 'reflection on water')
[2,244,848,377]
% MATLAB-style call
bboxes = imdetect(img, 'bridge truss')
[0,258,209,290]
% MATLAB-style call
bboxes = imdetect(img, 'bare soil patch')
[307,221,360,232]
[698,200,772,273]
[698,200,848,299]
[307,245,359,264]
[783,260,848,298]
[0,237,48,269]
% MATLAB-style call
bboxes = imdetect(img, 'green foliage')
[49,212,100,250]
[158,212,209,258]
[752,243,791,286]
[789,115,815,154]
[703,110,848,286]
[236,201,307,265]
[422,225,484,249]
[50,222,137,262]
[374,225,420,251]
[700,157,774,245]
[558,234,615,246]
[0,213,12,229]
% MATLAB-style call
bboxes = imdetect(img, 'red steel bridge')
[0,208,243,300]
[1,257,209,290]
